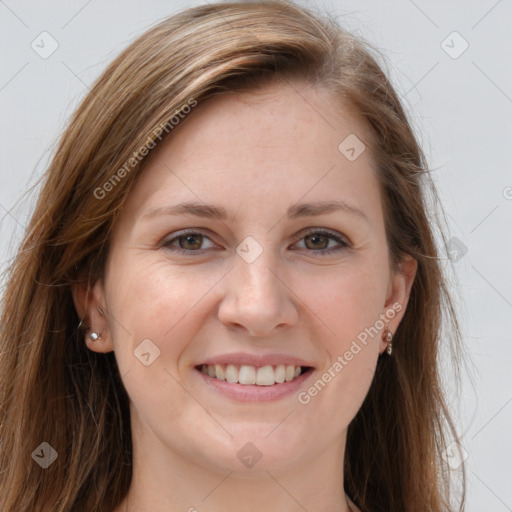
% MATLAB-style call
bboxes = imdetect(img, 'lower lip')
[195,367,314,402]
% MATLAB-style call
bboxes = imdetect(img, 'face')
[74,79,416,476]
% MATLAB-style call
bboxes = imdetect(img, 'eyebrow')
[140,199,368,223]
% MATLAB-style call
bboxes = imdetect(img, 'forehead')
[120,79,381,226]
[163,80,372,165]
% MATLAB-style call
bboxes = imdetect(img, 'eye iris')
[305,234,328,250]
[179,234,202,250]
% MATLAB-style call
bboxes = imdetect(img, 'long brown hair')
[0,1,468,510]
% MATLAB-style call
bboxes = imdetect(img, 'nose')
[217,248,299,337]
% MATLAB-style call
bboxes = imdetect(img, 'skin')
[73,79,417,512]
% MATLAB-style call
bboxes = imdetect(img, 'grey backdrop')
[1,1,511,510]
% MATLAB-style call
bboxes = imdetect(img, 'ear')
[379,253,418,354]
[71,278,114,353]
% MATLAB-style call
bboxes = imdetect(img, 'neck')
[117,417,354,512]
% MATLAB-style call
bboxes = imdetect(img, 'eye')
[162,228,350,256]
[163,231,217,253]
[292,229,350,256]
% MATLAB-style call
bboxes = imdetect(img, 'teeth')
[285,364,295,382]
[239,365,256,385]
[256,365,275,386]
[275,364,286,383]
[199,363,306,385]
[225,364,238,383]
[215,364,225,380]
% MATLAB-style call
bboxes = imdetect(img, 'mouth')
[194,363,314,386]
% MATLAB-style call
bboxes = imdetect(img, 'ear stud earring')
[77,320,101,341]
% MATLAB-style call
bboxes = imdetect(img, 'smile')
[194,362,315,402]
[197,363,312,386]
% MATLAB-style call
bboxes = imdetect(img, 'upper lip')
[196,352,314,368]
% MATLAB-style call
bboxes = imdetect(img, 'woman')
[0,1,467,511]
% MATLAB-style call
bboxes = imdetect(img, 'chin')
[195,432,307,476]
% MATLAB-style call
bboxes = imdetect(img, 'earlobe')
[71,279,114,353]
[380,254,418,354]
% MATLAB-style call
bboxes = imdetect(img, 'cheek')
[106,257,211,368]
[292,266,383,426]
[105,258,210,421]
[296,260,388,345]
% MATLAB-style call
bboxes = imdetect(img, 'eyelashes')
[162,228,350,257]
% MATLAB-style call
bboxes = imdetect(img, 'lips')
[195,363,314,402]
